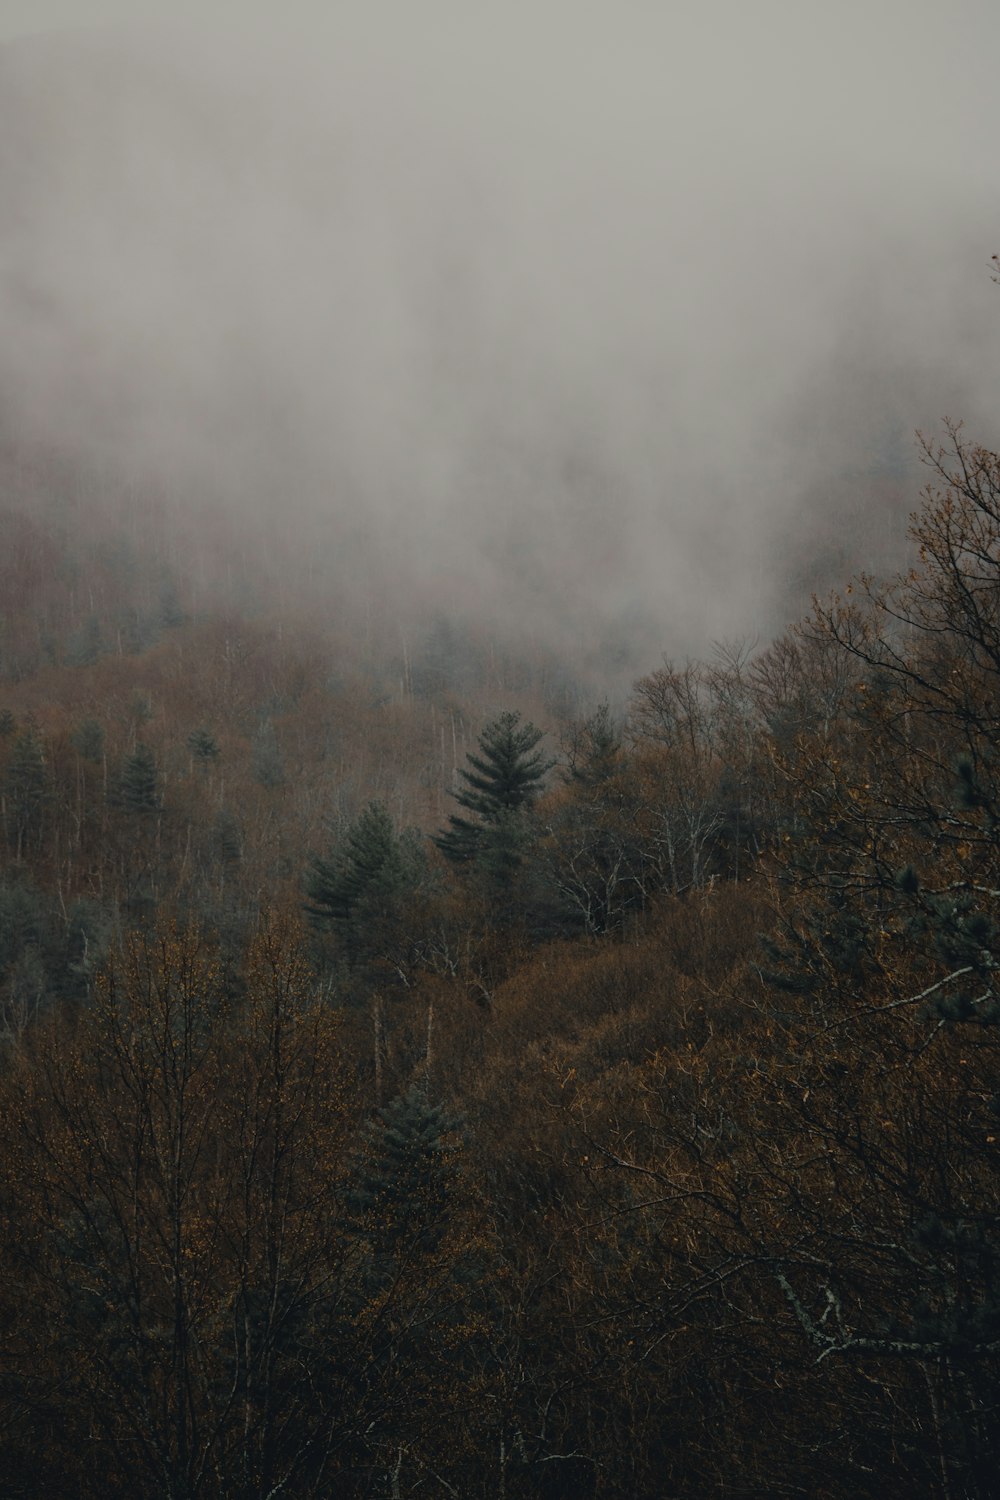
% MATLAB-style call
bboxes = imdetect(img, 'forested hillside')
[1,7,999,1489]
[0,415,998,1497]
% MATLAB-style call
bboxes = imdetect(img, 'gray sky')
[1,1,998,668]
[0,0,247,39]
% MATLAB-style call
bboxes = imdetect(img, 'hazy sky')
[0,0,263,40]
[1,1,998,668]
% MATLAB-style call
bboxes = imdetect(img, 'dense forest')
[0,407,997,1499]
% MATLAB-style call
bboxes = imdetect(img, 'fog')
[1,1,997,673]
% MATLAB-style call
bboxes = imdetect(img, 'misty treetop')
[2,10,992,671]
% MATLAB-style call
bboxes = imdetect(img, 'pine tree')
[307,803,397,925]
[306,802,425,966]
[187,727,220,766]
[214,807,242,864]
[0,878,44,977]
[71,719,105,764]
[67,614,103,667]
[412,615,480,696]
[253,720,284,788]
[563,701,623,789]
[349,1084,463,1255]
[158,576,185,629]
[128,692,153,733]
[115,744,160,815]
[433,710,552,864]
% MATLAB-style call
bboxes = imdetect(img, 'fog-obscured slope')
[0,3,997,672]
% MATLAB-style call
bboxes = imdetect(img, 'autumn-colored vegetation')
[0,421,998,1496]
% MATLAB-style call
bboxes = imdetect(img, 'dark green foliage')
[338,1086,496,1491]
[925,893,998,976]
[349,1084,463,1256]
[253,719,284,788]
[214,807,242,864]
[759,894,873,1004]
[53,899,111,1004]
[306,802,426,967]
[1,943,46,1039]
[114,743,160,815]
[0,709,15,737]
[158,576,185,629]
[476,806,536,888]
[127,691,152,731]
[455,710,551,818]
[757,931,815,995]
[307,803,399,924]
[71,718,105,763]
[541,705,648,936]
[0,879,44,974]
[0,883,110,1038]
[187,726,220,764]
[411,615,480,696]
[115,606,159,656]
[564,701,622,787]
[434,709,552,864]
[955,754,993,815]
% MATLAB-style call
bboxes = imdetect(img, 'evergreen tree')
[116,606,158,656]
[341,1084,494,1485]
[71,718,104,763]
[158,576,185,629]
[214,807,242,864]
[253,720,284,788]
[128,692,153,731]
[67,614,103,667]
[0,878,44,978]
[53,899,110,1005]
[0,710,15,738]
[434,710,552,864]
[115,744,160,815]
[187,726,220,765]
[564,701,623,787]
[349,1084,463,1256]
[306,802,425,967]
[412,615,480,697]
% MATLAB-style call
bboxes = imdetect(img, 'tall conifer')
[433,710,551,864]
